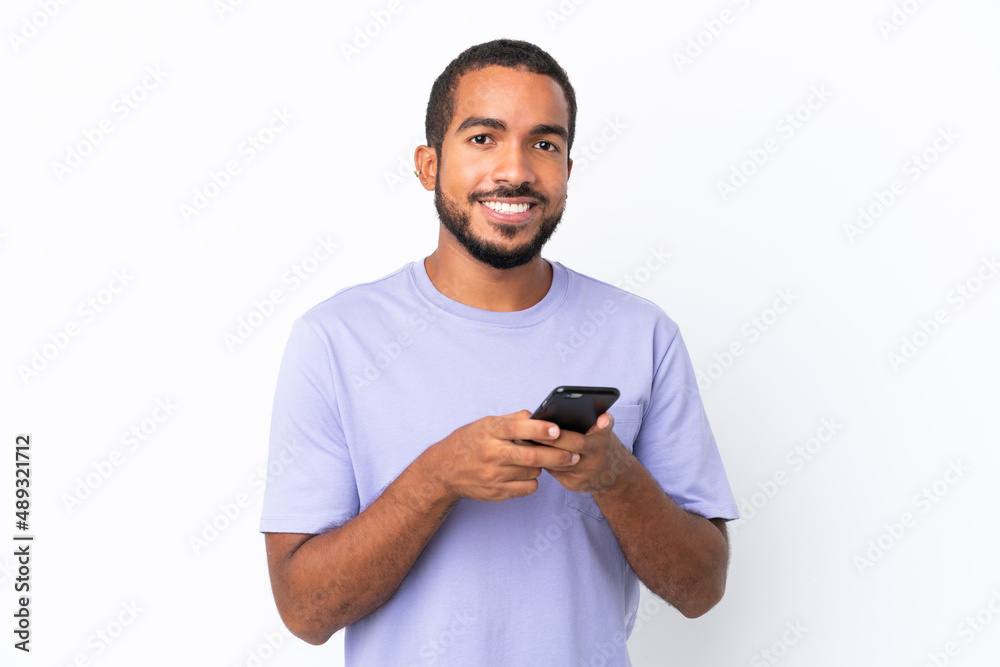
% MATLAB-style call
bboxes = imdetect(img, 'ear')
[566,156,573,180]
[413,145,437,191]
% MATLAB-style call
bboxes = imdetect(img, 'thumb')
[587,412,614,435]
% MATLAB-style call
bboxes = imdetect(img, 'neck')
[424,235,553,312]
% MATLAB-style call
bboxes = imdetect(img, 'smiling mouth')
[480,200,535,215]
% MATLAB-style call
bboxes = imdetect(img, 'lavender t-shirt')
[260,257,738,667]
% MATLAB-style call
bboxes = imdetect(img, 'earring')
[414,169,421,176]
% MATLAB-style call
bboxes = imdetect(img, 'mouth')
[478,198,538,224]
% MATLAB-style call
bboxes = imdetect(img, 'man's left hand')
[537,413,635,494]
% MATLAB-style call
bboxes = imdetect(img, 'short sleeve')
[259,317,360,534]
[632,321,739,521]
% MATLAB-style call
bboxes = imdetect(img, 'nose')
[491,142,535,189]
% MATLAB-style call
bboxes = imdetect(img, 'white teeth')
[483,201,530,214]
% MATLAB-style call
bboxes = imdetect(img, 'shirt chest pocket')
[564,403,643,521]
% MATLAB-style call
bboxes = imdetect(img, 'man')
[260,38,738,666]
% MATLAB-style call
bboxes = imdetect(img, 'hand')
[542,413,635,494]
[425,410,580,503]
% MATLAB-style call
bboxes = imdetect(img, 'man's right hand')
[422,409,580,503]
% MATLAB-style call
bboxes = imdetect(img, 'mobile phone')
[527,386,620,443]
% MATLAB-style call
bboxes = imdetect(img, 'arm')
[545,414,731,618]
[591,447,729,618]
[264,448,455,645]
[265,411,576,645]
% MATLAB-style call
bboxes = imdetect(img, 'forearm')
[271,443,457,643]
[592,454,729,618]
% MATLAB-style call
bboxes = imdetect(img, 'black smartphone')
[527,386,620,443]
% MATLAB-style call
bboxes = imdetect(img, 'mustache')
[469,183,550,205]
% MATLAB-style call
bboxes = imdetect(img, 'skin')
[417,66,573,310]
[264,65,730,646]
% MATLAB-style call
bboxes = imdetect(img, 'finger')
[508,466,543,481]
[513,444,580,469]
[544,455,580,471]
[531,422,561,442]
[506,479,540,498]
[512,436,557,447]
[544,428,586,453]
[498,413,561,444]
[586,412,614,435]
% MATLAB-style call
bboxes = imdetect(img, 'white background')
[3,0,999,665]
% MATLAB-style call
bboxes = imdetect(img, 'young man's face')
[434,65,573,270]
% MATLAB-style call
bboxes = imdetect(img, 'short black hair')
[424,39,577,164]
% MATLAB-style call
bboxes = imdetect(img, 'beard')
[434,180,565,270]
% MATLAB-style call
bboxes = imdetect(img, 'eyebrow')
[455,116,569,143]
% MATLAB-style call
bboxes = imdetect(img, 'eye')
[535,141,559,152]
[470,134,493,145]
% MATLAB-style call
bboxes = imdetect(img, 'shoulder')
[298,262,415,329]
[558,261,680,338]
